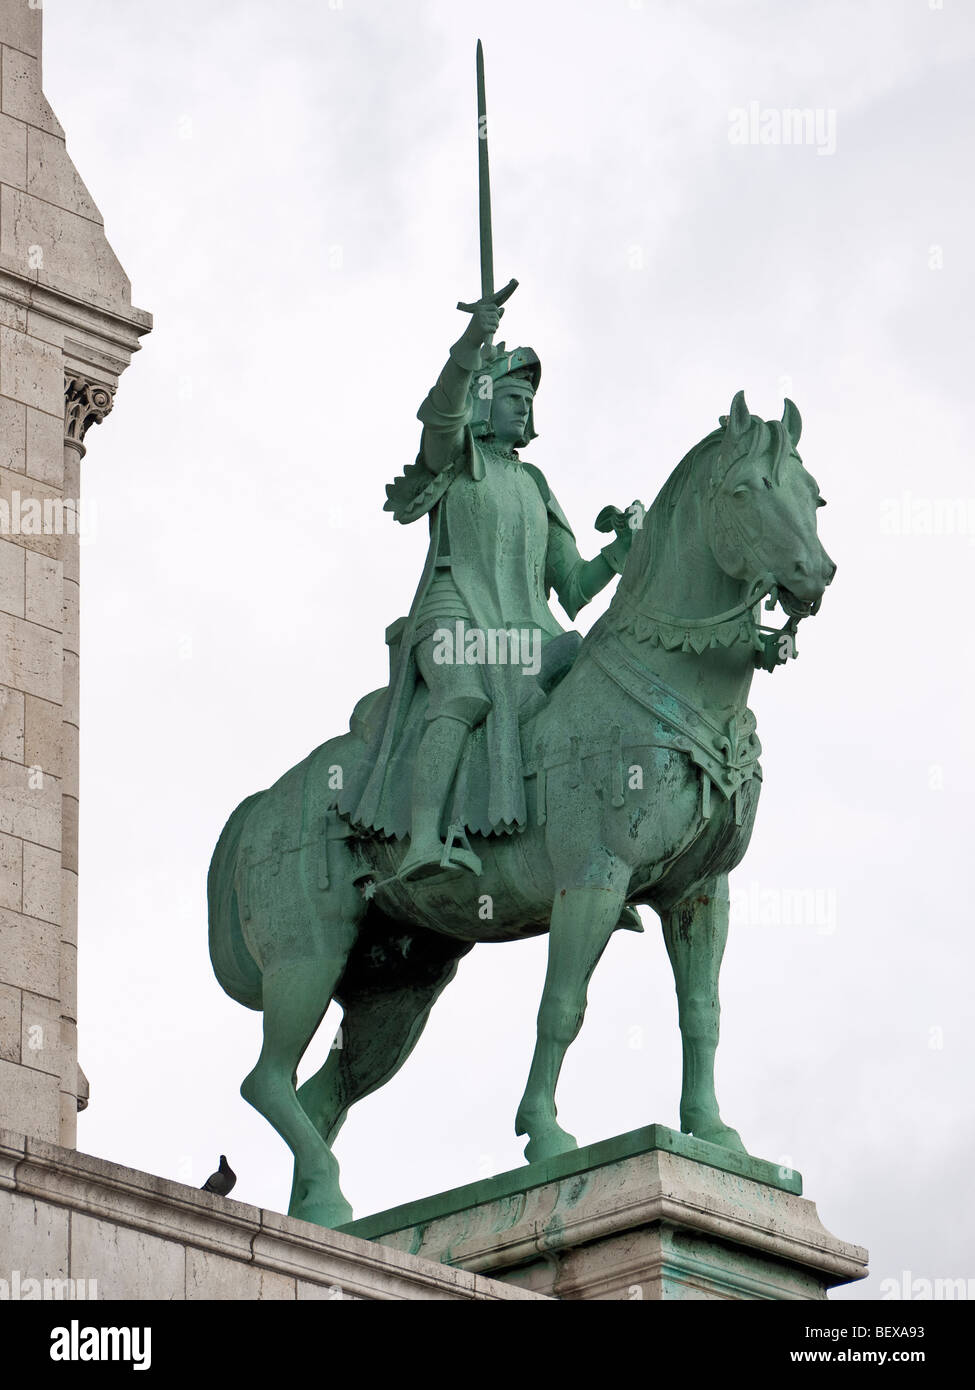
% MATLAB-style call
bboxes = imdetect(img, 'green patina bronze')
[207,44,835,1229]
[341,1124,802,1246]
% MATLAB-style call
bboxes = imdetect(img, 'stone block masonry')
[0,1129,547,1300]
[344,1125,869,1300]
[0,0,151,1146]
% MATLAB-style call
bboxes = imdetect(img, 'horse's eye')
[762,477,772,490]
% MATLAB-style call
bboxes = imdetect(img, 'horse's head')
[708,390,835,619]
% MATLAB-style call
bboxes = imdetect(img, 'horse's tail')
[207,791,265,1011]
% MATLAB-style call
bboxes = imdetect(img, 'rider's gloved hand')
[596,500,643,574]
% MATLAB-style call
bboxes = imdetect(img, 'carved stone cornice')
[64,375,116,456]
[0,262,151,370]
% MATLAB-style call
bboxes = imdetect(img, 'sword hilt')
[456,277,519,316]
[456,278,519,361]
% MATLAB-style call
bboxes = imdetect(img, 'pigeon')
[201,1155,237,1196]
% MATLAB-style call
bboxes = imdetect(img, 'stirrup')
[397,845,452,883]
[440,821,482,876]
[398,826,482,883]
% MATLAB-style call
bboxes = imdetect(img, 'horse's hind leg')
[660,873,746,1153]
[241,945,355,1228]
[297,919,473,1153]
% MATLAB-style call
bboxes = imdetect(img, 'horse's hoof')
[289,1194,354,1230]
[691,1123,747,1154]
[523,1129,578,1165]
[288,1177,353,1230]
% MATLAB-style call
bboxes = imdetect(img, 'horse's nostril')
[793,561,807,578]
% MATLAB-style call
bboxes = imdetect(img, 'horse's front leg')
[660,873,746,1153]
[515,883,625,1164]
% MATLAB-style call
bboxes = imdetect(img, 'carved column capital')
[64,375,115,456]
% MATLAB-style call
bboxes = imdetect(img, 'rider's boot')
[398,715,483,882]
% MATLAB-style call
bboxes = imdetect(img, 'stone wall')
[0,0,150,1146]
[0,1130,546,1300]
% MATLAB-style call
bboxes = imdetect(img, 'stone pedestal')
[343,1125,868,1300]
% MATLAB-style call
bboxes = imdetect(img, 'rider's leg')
[405,713,474,862]
[399,631,490,880]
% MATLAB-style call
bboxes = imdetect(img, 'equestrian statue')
[207,43,835,1228]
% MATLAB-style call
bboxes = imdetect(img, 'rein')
[610,568,801,668]
[611,574,802,671]
[621,572,772,633]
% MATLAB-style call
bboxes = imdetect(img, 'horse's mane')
[617,413,794,599]
[617,428,722,599]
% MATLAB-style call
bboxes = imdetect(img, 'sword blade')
[476,38,494,301]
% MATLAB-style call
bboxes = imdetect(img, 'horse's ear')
[726,390,750,442]
[782,398,802,446]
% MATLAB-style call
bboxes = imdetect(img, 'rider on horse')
[340,299,635,881]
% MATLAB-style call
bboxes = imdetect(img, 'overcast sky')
[42,0,974,1299]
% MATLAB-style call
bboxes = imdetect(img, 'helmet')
[470,343,541,447]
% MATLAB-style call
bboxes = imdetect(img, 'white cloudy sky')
[41,0,974,1298]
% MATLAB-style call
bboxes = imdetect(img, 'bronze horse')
[208,391,834,1227]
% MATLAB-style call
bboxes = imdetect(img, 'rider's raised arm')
[418,301,501,475]
[545,519,632,622]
